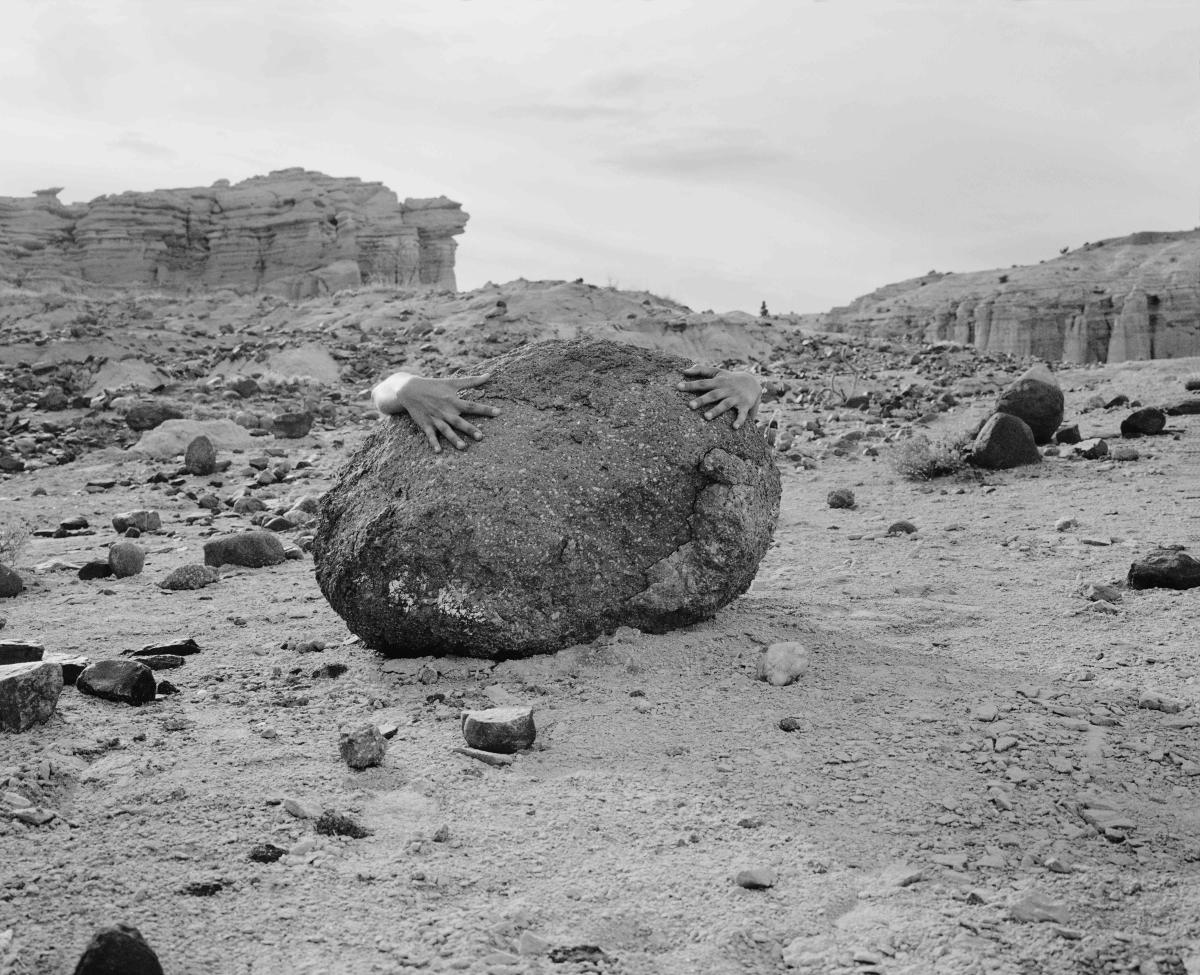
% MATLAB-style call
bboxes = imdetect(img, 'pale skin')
[372,365,762,453]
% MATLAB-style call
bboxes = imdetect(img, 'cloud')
[109,132,176,161]
[604,135,797,181]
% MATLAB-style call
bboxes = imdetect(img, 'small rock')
[1104,394,1130,409]
[60,515,90,532]
[1120,407,1165,438]
[203,531,286,568]
[826,487,856,509]
[1054,423,1082,445]
[887,520,917,535]
[1164,398,1200,415]
[1128,550,1200,590]
[273,411,314,439]
[1083,582,1121,603]
[248,843,286,863]
[112,510,161,534]
[76,660,157,705]
[756,642,810,687]
[1054,517,1076,532]
[1009,891,1070,925]
[461,705,537,754]
[125,402,184,432]
[1138,690,1184,714]
[338,723,387,769]
[184,435,217,476]
[453,745,516,767]
[0,640,45,665]
[282,797,322,819]
[734,866,776,889]
[1111,445,1139,462]
[0,661,64,731]
[108,541,146,578]
[77,560,114,581]
[0,565,25,598]
[73,924,164,975]
[778,716,804,732]
[137,654,185,671]
[158,564,220,591]
[1069,438,1108,460]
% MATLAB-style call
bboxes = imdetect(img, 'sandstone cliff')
[0,169,467,299]
[818,230,1200,363]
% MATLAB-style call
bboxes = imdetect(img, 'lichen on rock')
[314,339,781,659]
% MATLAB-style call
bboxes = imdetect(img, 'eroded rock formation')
[0,169,467,298]
[819,231,1200,363]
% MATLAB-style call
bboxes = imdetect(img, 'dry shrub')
[0,523,29,566]
[890,434,969,480]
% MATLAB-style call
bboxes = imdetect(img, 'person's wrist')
[372,372,417,413]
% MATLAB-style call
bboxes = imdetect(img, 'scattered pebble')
[734,866,776,889]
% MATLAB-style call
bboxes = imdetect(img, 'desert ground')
[1,282,1198,975]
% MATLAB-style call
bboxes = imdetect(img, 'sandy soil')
[1,298,1199,975]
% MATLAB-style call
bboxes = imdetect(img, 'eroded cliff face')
[819,231,1200,363]
[0,169,468,299]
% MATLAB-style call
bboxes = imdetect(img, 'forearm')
[372,372,420,415]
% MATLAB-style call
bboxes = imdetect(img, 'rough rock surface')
[995,365,1064,444]
[0,169,468,296]
[969,413,1042,470]
[314,339,781,658]
[72,923,164,975]
[0,660,63,731]
[76,659,157,705]
[1128,550,1200,590]
[0,564,22,598]
[816,230,1200,363]
[158,564,220,590]
[203,531,286,569]
[1120,407,1166,437]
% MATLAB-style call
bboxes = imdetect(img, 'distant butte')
[815,230,1200,363]
[0,168,468,299]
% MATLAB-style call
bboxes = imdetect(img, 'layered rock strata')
[0,169,467,298]
[819,231,1200,363]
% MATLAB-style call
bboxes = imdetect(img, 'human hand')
[371,372,500,452]
[677,365,762,430]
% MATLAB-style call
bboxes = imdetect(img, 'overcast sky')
[3,0,1198,313]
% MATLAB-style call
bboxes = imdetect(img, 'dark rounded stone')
[203,531,286,568]
[125,402,184,432]
[248,842,286,863]
[887,520,918,535]
[183,435,217,475]
[1105,394,1130,409]
[77,659,157,705]
[1165,398,1200,416]
[108,541,145,578]
[314,339,780,659]
[227,376,260,398]
[995,366,1064,444]
[0,564,23,598]
[1120,407,1166,438]
[73,923,163,975]
[1128,550,1200,591]
[826,488,856,509]
[969,413,1042,470]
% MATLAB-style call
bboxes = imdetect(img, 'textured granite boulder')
[994,365,1064,444]
[969,413,1042,470]
[314,339,780,659]
[1128,550,1200,590]
[0,661,63,731]
[77,659,157,705]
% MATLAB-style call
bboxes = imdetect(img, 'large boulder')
[969,413,1042,470]
[314,339,781,659]
[994,364,1064,444]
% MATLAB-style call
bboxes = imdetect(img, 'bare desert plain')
[1,281,1199,975]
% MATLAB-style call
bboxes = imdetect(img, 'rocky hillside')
[0,169,467,299]
[818,230,1200,364]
